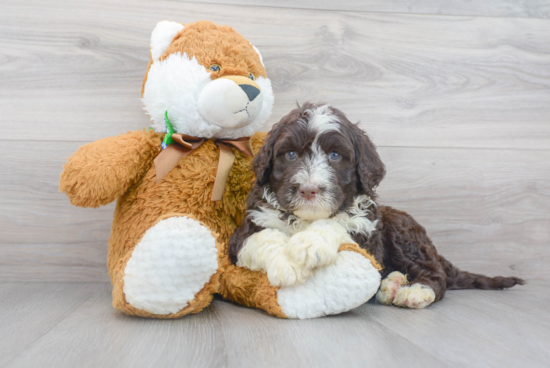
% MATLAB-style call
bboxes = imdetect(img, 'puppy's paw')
[376,271,408,305]
[393,283,435,309]
[266,255,311,287]
[287,231,339,270]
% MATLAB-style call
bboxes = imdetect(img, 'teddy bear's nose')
[239,84,260,102]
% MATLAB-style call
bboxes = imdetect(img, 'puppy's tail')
[440,256,525,290]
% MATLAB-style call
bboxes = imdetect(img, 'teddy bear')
[60,20,381,319]
[60,20,273,318]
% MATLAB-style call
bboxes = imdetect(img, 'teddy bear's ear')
[251,44,265,68]
[150,20,184,61]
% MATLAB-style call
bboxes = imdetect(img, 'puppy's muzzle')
[197,75,264,129]
[299,183,319,201]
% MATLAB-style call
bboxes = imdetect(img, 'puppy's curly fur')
[229,102,524,308]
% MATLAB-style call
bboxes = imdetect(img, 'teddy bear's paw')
[375,271,409,305]
[123,216,219,315]
[392,283,436,309]
[276,250,381,319]
[286,230,339,270]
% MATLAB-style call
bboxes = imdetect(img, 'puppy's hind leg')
[392,282,438,309]
[376,271,408,305]
[376,269,443,309]
[378,207,448,309]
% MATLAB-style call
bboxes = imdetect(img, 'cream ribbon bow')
[154,133,254,201]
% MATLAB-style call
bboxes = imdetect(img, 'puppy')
[229,102,524,308]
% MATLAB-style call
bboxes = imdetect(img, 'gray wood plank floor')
[1,0,549,282]
[1,1,549,366]
[3,0,550,148]
[1,281,548,368]
[3,142,548,281]
[188,0,550,18]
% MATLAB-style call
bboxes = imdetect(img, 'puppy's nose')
[299,183,319,200]
[239,84,260,102]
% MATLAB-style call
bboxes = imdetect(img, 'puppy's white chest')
[248,193,378,238]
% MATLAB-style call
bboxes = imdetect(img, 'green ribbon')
[161,111,174,149]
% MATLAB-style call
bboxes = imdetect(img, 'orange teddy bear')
[60,20,381,319]
[60,20,273,317]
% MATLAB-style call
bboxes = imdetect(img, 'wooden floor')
[2,0,550,283]
[0,281,548,368]
[1,0,550,367]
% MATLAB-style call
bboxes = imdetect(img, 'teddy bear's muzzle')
[197,75,264,129]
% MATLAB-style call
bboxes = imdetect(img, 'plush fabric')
[60,19,275,318]
[220,243,382,319]
[277,245,381,319]
[141,21,274,140]
[60,19,382,319]
[220,258,288,318]
[61,130,266,317]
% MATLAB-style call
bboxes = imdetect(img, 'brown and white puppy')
[229,102,524,308]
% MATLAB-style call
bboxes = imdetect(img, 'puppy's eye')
[329,152,341,161]
[248,72,255,80]
[210,64,221,72]
[285,151,297,161]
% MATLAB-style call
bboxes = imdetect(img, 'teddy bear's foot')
[276,244,381,319]
[112,216,221,318]
[220,243,382,319]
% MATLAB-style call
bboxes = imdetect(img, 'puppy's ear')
[352,124,386,198]
[253,122,285,186]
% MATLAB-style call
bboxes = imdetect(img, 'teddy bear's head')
[141,20,274,139]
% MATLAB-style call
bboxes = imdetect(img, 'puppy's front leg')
[237,229,310,287]
[287,220,353,270]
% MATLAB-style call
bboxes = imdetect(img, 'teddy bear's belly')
[122,216,219,315]
[107,160,250,276]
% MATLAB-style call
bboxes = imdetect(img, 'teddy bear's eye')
[210,64,221,72]
[248,72,255,81]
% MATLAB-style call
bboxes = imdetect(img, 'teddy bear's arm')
[59,130,162,208]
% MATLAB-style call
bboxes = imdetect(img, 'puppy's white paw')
[393,283,435,309]
[266,255,311,287]
[376,271,408,305]
[287,231,339,270]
